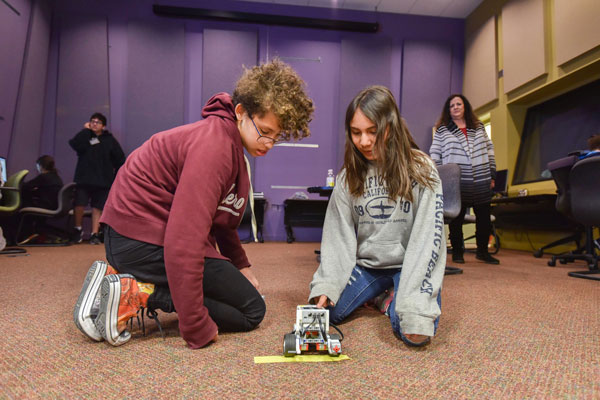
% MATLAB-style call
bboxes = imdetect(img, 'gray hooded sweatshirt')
[309,158,446,337]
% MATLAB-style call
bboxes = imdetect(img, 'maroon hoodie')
[100,93,250,348]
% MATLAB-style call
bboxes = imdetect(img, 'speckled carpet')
[0,243,598,399]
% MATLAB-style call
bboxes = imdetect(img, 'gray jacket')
[429,121,496,205]
[309,159,446,337]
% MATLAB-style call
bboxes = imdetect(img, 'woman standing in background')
[430,94,499,265]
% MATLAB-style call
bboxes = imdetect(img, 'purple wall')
[124,19,185,153]
[338,36,393,170]
[0,0,33,167]
[1,0,464,242]
[201,28,258,106]
[401,40,454,152]
[258,27,342,241]
[54,15,111,180]
[9,0,51,174]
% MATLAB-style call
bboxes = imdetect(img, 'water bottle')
[326,169,335,187]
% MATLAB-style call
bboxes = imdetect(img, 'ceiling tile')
[273,0,310,6]
[341,0,380,12]
[307,0,342,8]
[375,0,417,14]
[410,0,454,17]
[439,0,483,18]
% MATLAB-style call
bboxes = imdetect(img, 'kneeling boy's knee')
[244,295,266,331]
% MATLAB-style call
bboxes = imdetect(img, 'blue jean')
[328,265,441,345]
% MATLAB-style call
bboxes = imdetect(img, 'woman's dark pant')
[104,225,265,332]
[449,202,492,255]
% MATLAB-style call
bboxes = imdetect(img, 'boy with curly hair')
[73,59,313,349]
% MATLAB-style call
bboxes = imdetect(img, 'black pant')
[104,225,265,332]
[449,202,492,256]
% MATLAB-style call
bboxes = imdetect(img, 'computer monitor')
[493,169,508,194]
[0,156,6,183]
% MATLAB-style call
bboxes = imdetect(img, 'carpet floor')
[0,242,598,399]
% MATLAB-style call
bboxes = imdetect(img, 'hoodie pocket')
[358,239,406,268]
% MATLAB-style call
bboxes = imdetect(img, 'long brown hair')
[343,86,436,202]
[435,94,481,129]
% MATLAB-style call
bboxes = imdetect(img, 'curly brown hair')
[232,58,314,141]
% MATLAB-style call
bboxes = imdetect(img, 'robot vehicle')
[283,305,342,357]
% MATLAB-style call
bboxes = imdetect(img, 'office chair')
[0,170,29,255]
[462,169,507,255]
[562,156,600,280]
[436,163,463,275]
[535,155,583,258]
[15,182,76,246]
[462,210,500,255]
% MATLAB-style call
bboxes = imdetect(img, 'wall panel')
[0,0,31,162]
[401,40,453,152]
[463,16,497,109]
[124,19,185,153]
[184,24,203,124]
[502,0,545,93]
[259,28,340,241]
[338,37,392,166]
[555,0,600,65]
[9,0,52,173]
[201,29,258,107]
[54,16,109,182]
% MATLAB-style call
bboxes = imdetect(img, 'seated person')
[22,155,63,209]
[73,59,314,349]
[579,134,600,159]
[19,155,64,243]
[308,86,445,347]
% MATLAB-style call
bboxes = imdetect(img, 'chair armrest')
[0,186,19,192]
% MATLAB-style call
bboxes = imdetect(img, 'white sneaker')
[73,261,113,341]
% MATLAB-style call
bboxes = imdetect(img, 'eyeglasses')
[90,119,104,125]
[250,118,282,144]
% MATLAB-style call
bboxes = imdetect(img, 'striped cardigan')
[429,121,496,205]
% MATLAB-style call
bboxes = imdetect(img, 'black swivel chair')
[563,156,600,280]
[535,155,583,258]
[436,163,463,275]
[460,169,506,256]
[462,210,500,255]
[15,182,76,246]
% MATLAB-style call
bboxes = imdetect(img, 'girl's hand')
[84,122,91,129]
[315,295,334,308]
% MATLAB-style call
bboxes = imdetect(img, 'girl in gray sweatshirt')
[309,86,446,347]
